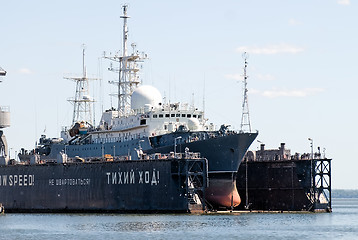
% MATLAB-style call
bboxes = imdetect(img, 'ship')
[10,5,257,211]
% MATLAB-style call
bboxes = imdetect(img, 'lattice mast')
[0,66,10,164]
[105,4,147,116]
[66,46,96,125]
[240,52,252,133]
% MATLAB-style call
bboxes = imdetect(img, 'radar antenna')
[65,45,98,125]
[104,4,148,116]
[240,52,252,133]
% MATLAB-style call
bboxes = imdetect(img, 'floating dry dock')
[236,143,332,212]
[0,153,208,213]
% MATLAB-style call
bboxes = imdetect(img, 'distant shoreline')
[333,189,358,198]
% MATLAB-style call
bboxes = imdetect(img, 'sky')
[0,0,357,189]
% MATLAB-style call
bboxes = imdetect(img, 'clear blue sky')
[0,0,356,189]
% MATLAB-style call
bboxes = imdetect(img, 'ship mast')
[0,66,10,165]
[105,4,147,116]
[65,45,97,125]
[240,52,252,133]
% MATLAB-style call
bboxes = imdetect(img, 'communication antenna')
[240,52,252,133]
[104,4,148,116]
[202,74,206,119]
[65,45,98,125]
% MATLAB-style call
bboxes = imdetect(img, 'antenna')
[202,74,206,119]
[191,92,195,110]
[121,4,130,57]
[104,4,148,116]
[65,45,98,125]
[240,52,252,133]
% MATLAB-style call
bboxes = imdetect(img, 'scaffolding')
[307,158,332,212]
[171,156,208,212]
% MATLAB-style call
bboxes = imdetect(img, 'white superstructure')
[91,93,211,145]
[61,5,213,146]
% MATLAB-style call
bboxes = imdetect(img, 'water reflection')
[1,199,358,240]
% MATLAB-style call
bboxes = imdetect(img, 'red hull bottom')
[205,174,241,208]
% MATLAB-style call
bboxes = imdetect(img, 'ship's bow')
[203,131,258,209]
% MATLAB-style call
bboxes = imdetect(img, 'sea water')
[0,198,357,240]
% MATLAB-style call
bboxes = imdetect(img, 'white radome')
[131,85,162,110]
[188,117,201,131]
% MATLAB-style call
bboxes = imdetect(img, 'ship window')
[140,119,146,125]
[164,125,167,130]
[165,114,170,118]
[193,115,197,118]
[171,114,175,117]
[159,114,163,118]
[198,115,202,119]
[153,114,157,118]
[181,114,186,117]
[176,114,180,117]
[187,114,191,118]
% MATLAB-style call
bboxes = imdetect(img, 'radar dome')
[131,85,162,110]
[188,118,201,131]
